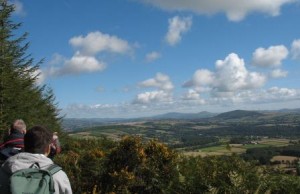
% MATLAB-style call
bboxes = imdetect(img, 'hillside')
[214,110,264,120]
[152,111,217,120]
[63,109,300,130]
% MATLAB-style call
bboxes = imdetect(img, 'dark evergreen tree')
[0,0,61,137]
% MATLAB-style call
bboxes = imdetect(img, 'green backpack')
[10,163,62,194]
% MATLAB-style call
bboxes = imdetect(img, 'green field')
[183,138,291,157]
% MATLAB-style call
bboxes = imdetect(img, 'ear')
[44,144,51,156]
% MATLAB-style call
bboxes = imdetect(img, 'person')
[0,125,72,194]
[0,119,26,160]
[49,131,62,159]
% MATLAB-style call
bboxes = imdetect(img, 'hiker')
[0,119,26,160]
[49,131,62,159]
[0,125,72,194]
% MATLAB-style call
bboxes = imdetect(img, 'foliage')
[0,0,61,137]
[242,143,300,165]
[54,137,113,193]
[55,136,180,194]
[55,136,300,194]
[258,167,300,193]
[178,155,260,194]
[100,136,180,194]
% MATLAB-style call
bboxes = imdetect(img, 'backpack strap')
[46,164,62,175]
[27,163,62,194]
[46,164,62,194]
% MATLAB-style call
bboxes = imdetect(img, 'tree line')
[0,0,61,139]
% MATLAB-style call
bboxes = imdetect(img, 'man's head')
[24,126,52,155]
[12,119,26,134]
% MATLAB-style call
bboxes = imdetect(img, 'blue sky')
[10,0,300,118]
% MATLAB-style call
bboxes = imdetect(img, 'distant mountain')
[152,111,217,120]
[62,117,127,131]
[276,108,300,113]
[214,110,263,120]
[62,108,300,130]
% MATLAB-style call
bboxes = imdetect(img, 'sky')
[9,0,300,118]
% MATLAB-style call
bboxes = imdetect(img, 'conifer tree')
[0,0,61,137]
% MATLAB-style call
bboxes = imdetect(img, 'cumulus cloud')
[44,31,133,79]
[182,89,200,100]
[267,87,298,99]
[63,101,182,118]
[145,51,161,62]
[63,86,300,118]
[216,53,266,91]
[139,72,174,91]
[252,45,288,67]
[46,52,106,76]
[134,73,174,104]
[165,16,192,46]
[210,87,300,105]
[291,39,300,60]
[133,90,172,104]
[48,53,65,65]
[69,31,132,55]
[181,89,206,104]
[179,52,300,109]
[270,69,288,78]
[184,53,266,93]
[183,69,214,88]
[136,0,295,21]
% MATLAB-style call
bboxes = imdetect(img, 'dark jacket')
[0,129,24,160]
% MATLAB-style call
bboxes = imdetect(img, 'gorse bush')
[55,136,180,194]
[55,136,300,194]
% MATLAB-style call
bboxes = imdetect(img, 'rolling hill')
[214,110,264,120]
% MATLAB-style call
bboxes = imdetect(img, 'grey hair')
[13,119,26,133]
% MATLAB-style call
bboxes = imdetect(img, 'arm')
[53,170,73,194]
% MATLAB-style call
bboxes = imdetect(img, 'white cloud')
[139,72,174,91]
[252,45,288,67]
[69,31,132,55]
[145,51,161,62]
[10,0,26,16]
[48,53,65,65]
[63,101,182,118]
[133,90,172,104]
[180,48,300,108]
[183,69,214,87]
[182,89,201,100]
[134,73,174,104]
[136,0,295,21]
[30,68,45,85]
[46,52,106,76]
[291,39,300,60]
[44,31,133,79]
[63,86,300,118]
[267,87,298,98]
[185,53,266,93]
[204,87,300,106]
[165,16,192,46]
[270,69,288,78]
